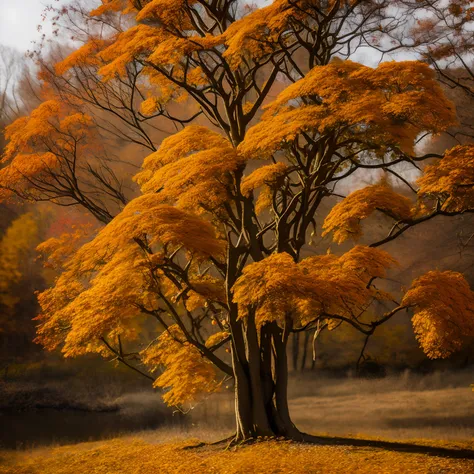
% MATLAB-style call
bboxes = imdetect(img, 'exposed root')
[183,434,236,450]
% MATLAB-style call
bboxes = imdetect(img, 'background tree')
[3,0,474,443]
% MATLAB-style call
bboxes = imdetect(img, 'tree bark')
[231,319,302,441]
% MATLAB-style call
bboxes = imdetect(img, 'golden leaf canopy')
[96,23,222,85]
[35,194,226,357]
[239,60,457,159]
[417,145,474,212]
[232,246,396,328]
[89,0,137,17]
[0,100,95,198]
[403,271,474,359]
[135,126,244,214]
[97,25,167,80]
[241,162,288,197]
[222,0,358,69]
[75,194,226,261]
[323,181,413,244]
[55,39,109,75]
[141,325,221,406]
[2,100,92,162]
[36,244,151,357]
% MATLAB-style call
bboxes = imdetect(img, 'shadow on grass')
[306,433,474,460]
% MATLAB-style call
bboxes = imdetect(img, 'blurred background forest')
[1,0,474,450]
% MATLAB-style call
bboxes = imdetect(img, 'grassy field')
[2,370,474,472]
[190,369,474,442]
[1,431,474,474]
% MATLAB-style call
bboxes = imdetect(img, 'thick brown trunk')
[231,321,301,441]
[245,313,274,436]
[232,347,253,440]
[272,323,301,438]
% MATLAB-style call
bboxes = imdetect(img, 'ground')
[1,433,474,474]
[2,370,474,472]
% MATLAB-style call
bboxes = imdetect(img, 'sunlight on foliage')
[239,60,456,159]
[233,246,396,328]
[418,145,474,212]
[135,126,244,214]
[323,181,413,244]
[403,271,474,359]
[142,325,222,406]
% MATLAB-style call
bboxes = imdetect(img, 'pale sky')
[0,0,69,52]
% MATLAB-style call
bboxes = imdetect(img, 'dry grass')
[189,370,474,442]
[2,370,474,473]
[289,371,474,441]
[1,434,474,474]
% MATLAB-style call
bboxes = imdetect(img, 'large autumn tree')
[3,0,474,442]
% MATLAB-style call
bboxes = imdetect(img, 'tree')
[0,212,43,371]
[4,0,474,442]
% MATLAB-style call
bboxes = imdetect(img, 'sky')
[0,0,69,52]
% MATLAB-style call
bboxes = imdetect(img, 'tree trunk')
[231,320,302,441]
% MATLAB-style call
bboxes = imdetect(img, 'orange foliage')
[55,39,109,75]
[241,163,288,197]
[0,99,96,198]
[35,193,225,358]
[323,181,413,244]
[239,60,457,159]
[97,25,167,80]
[403,271,474,359]
[233,246,396,328]
[89,0,136,17]
[36,224,95,271]
[141,325,221,406]
[417,145,474,212]
[135,126,244,214]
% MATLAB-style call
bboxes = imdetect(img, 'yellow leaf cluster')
[417,145,474,212]
[223,1,366,69]
[0,100,95,196]
[135,0,196,29]
[55,39,109,75]
[140,96,161,116]
[96,22,221,86]
[241,162,288,197]
[35,193,226,356]
[89,0,136,17]
[141,325,221,406]
[402,270,474,359]
[135,126,244,214]
[36,244,149,357]
[222,0,298,69]
[205,331,230,349]
[233,246,396,328]
[322,181,413,244]
[239,60,457,159]
[97,25,167,80]
[78,194,226,261]
[185,275,226,312]
[36,224,94,271]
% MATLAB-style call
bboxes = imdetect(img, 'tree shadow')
[305,433,474,460]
